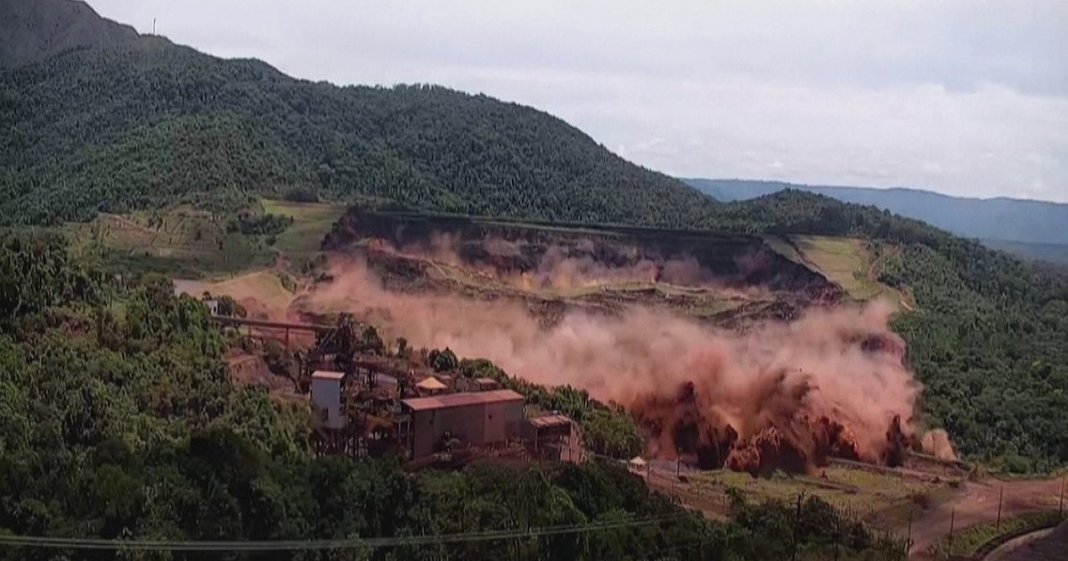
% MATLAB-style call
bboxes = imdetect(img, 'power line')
[0,513,685,552]
[638,535,723,561]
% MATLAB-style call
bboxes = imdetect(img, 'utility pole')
[1060,476,1066,518]
[906,507,913,558]
[152,18,156,35]
[792,493,803,561]
[996,486,1004,531]
[947,507,956,560]
[834,512,841,561]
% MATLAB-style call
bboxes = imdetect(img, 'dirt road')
[908,477,1064,557]
[642,464,732,521]
[984,526,1059,561]
[615,456,1062,559]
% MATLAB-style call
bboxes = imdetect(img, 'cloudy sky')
[92,0,1068,202]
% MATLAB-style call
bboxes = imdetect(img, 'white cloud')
[89,0,1068,202]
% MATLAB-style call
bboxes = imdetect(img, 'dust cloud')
[921,429,959,461]
[375,233,762,295]
[298,256,937,474]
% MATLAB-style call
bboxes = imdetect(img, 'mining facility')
[214,313,576,468]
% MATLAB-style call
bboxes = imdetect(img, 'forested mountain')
[979,238,1068,267]
[686,178,1068,246]
[0,7,717,228]
[0,0,137,69]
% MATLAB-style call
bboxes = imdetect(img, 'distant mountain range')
[685,179,1068,249]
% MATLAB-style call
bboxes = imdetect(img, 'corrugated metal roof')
[312,370,344,381]
[415,377,447,390]
[353,356,427,376]
[402,389,524,411]
[528,414,573,429]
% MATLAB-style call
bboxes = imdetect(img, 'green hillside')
[0,35,717,227]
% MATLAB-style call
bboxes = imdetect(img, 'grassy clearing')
[935,511,1064,558]
[67,208,268,276]
[91,249,210,278]
[65,200,346,279]
[780,235,911,309]
[791,236,883,299]
[688,466,944,523]
[174,270,297,314]
[259,199,347,259]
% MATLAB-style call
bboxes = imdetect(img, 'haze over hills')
[686,178,1068,247]
[0,0,137,69]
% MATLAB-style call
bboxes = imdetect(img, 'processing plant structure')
[214,312,576,468]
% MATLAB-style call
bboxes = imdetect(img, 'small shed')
[525,414,573,453]
[457,376,502,392]
[472,377,501,391]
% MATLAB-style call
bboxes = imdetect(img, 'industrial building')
[226,314,575,464]
[399,389,525,458]
[457,376,502,392]
[524,413,574,460]
[310,370,346,429]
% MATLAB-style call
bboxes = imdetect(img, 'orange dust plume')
[299,256,940,474]
[921,429,959,461]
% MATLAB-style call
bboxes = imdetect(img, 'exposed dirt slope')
[323,209,842,325]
